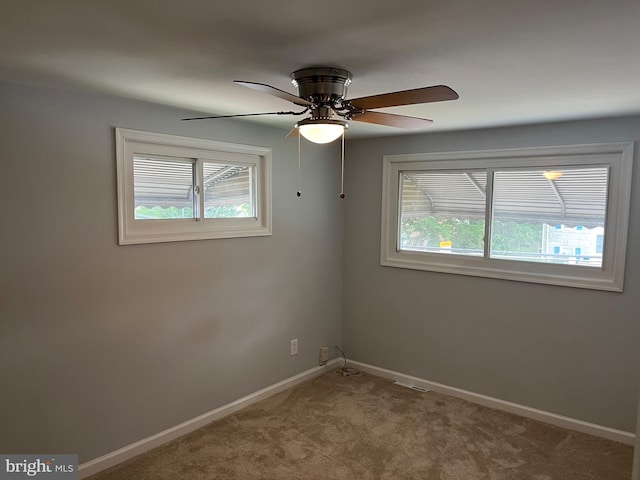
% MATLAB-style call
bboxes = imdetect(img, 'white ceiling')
[1,0,639,138]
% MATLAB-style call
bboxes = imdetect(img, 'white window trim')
[115,128,271,245]
[381,142,634,292]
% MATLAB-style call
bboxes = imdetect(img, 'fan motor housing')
[291,67,352,103]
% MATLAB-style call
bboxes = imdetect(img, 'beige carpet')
[88,370,633,479]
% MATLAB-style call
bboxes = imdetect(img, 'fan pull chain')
[339,131,346,199]
[296,128,302,197]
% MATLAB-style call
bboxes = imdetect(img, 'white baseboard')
[349,360,635,446]
[79,359,340,478]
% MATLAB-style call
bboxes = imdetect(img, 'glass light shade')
[298,123,344,144]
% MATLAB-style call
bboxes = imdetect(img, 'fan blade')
[348,85,458,110]
[182,110,307,121]
[286,127,298,138]
[352,111,433,129]
[234,81,313,107]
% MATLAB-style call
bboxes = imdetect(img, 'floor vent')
[393,381,429,393]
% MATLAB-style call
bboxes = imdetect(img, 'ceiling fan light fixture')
[297,119,348,144]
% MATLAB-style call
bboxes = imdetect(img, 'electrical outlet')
[319,346,329,365]
[290,338,298,356]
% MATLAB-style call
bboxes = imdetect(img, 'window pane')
[490,167,608,266]
[203,162,254,218]
[399,171,486,256]
[133,157,194,219]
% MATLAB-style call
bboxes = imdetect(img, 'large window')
[381,143,633,291]
[116,128,271,244]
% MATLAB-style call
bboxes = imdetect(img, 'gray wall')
[343,117,640,432]
[0,81,343,462]
[634,394,640,478]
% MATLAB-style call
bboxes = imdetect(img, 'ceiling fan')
[182,67,459,143]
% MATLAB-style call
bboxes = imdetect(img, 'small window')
[116,128,271,244]
[381,143,633,291]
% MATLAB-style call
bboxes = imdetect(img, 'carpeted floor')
[88,370,633,479]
